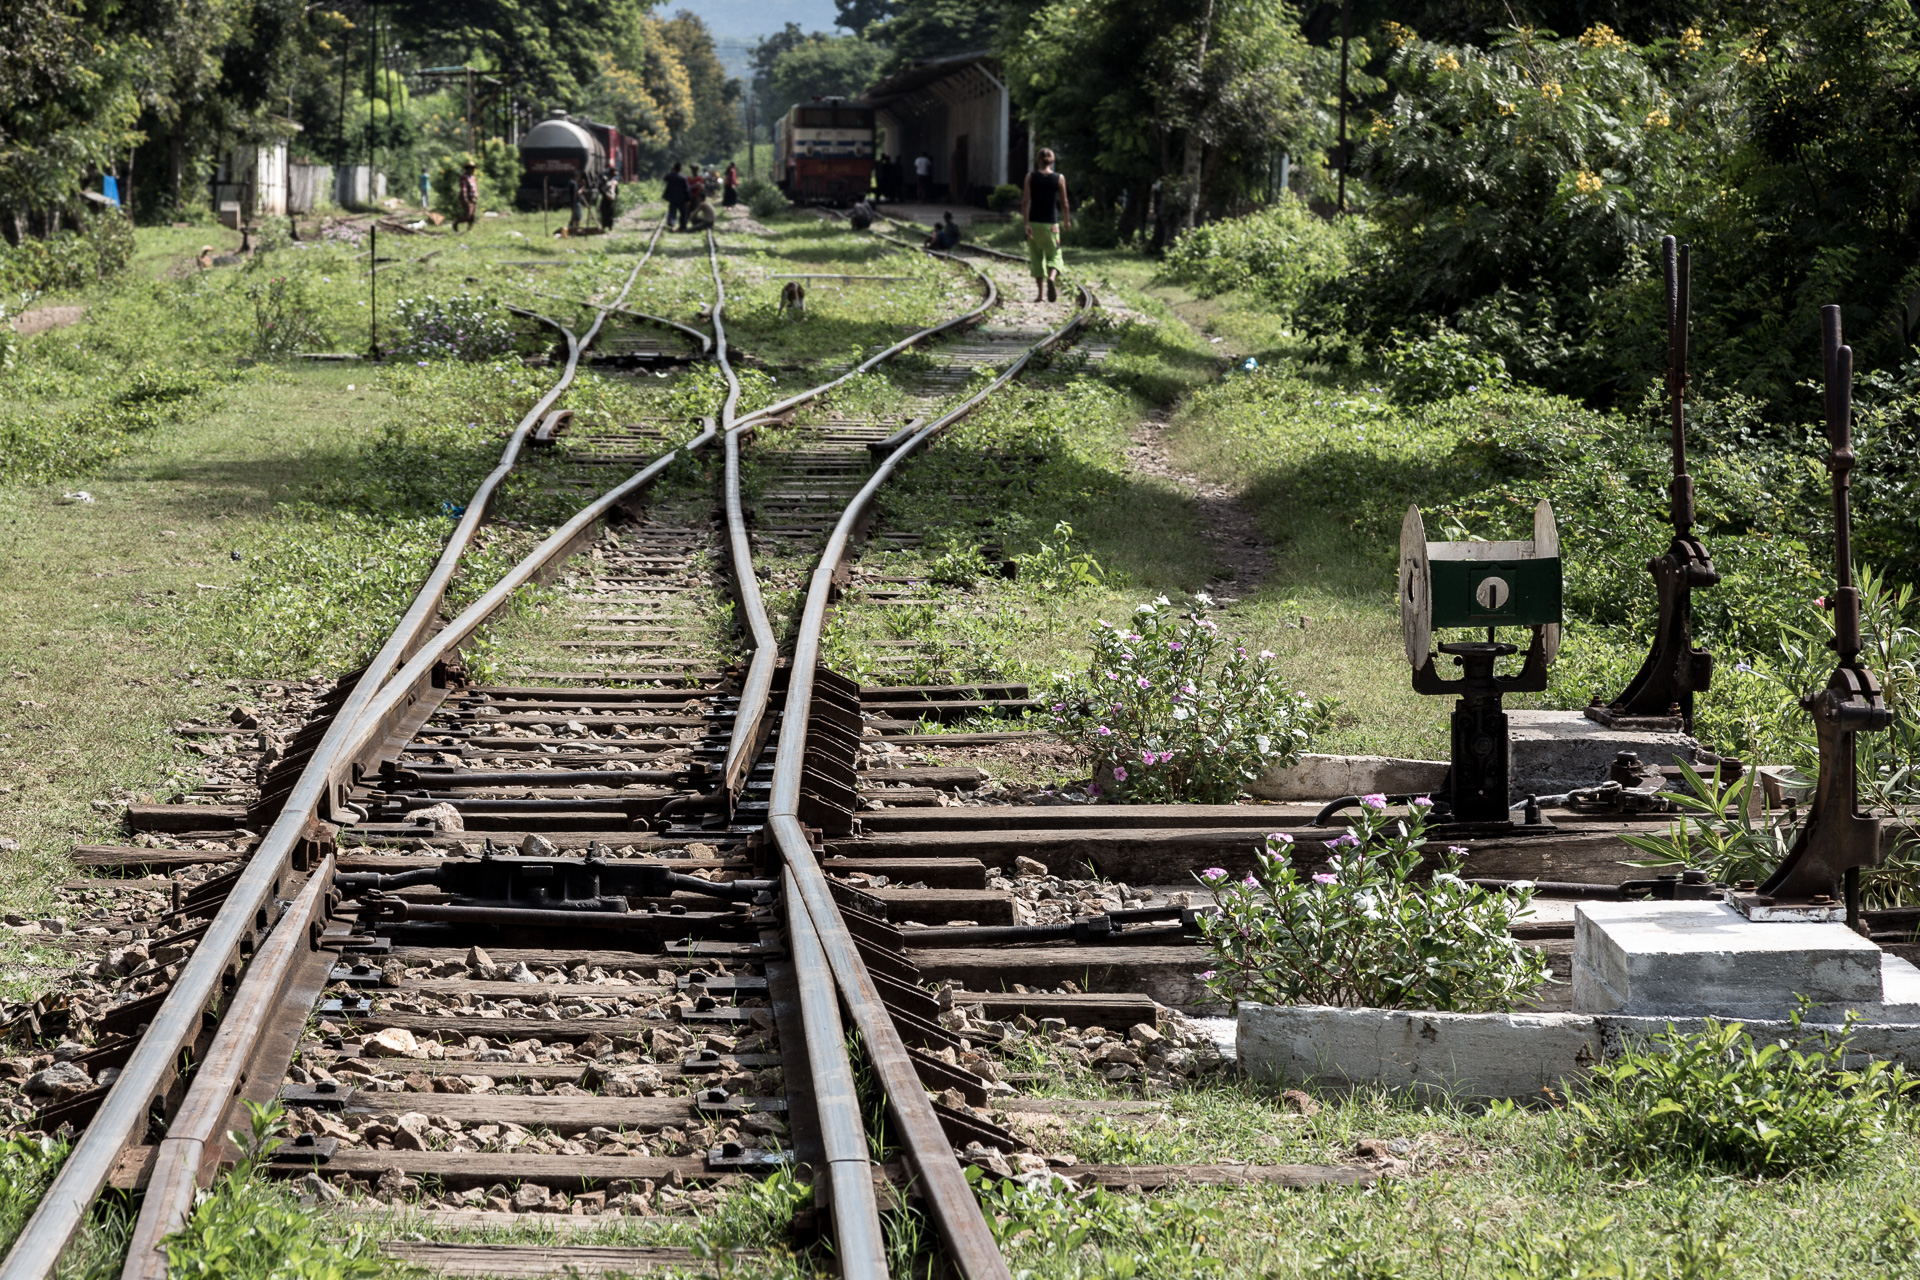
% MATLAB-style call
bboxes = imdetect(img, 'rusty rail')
[0,219,679,1280]
[720,236,1000,806]
[765,282,1097,1280]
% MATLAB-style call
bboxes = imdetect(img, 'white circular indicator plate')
[1475,576,1510,610]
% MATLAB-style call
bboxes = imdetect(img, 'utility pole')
[466,66,475,154]
[1337,0,1350,213]
[367,1,379,358]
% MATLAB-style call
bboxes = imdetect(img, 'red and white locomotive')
[774,99,875,205]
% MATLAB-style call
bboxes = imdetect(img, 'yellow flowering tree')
[1320,24,1738,401]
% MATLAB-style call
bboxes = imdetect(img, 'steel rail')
[729,245,998,431]
[108,426,722,1280]
[719,240,1000,804]
[515,281,714,357]
[768,281,1098,1280]
[0,220,671,1280]
[119,855,337,1279]
[695,227,888,1272]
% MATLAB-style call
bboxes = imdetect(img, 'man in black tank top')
[1021,148,1072,302]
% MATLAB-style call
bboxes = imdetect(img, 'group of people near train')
[661,161,739,232]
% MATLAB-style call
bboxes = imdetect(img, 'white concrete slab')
[1239,1001,1920,1099]
[1237,1003,1601,1100]
[1250,754,1447,802]
[1573,899,1886,1016]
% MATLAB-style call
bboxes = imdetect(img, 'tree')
[872,0,1006,67]
[768,36,887,115]
[0,0,145,239]
[656,10,742,160]
[1005,0,1326,228]
[835,0,898,35]
[388,0,657,108]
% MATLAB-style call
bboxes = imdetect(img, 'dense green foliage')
[1158,193,1353,314]
[1569,1017,1917,1177]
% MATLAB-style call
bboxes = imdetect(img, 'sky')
[676,0,846,39]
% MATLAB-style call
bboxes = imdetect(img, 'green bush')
[738,176,786,220]
[1568,1016,1916,1177]
[240,262,330,357]
[1158,195,1355,316]
[1381,326,1510,403]
[988,182,1021,213]
[1042,596,1334,803]
[387,293,515,361]
[0,213,135,294]
[1196,798,1550,1011]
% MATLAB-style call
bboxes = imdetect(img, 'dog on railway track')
[778,280,807,321]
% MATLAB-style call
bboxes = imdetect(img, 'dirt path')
[10,305,85,336]
[1126,411,1269,603]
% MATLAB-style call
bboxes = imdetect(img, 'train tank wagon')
[516,108,607,209]
[775,99,875,204]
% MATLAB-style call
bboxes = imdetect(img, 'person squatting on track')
[924,212,960,251]
[663,162,690,231]
[454,161,479,233]
[1023,148,1072,303]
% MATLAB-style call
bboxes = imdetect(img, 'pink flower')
[1096,725,1112,736]
[1051,703,1065,712]
[1360,793,1388,810]
[1243,874,1259,886]
[1199,619,1218,631]
[1142,750,1156,765]
[1105,670,1119,680]
[1331,833,1360,849]
[1267,832,1294,845]
[1088,783,1103,798]
[1113,766,1129,782]
[1259,649,1275,659]
[1198,970,1217,980]
[1201,867,1228,881]
[1815,596,1826,608]
[1169,641,1184,651]
[1448,845,1469,856]
[1313,873,1337,884]
[1412,796,1434,808]
[1136,676,1151,689]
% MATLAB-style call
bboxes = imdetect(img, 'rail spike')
[1745,304,1894,921]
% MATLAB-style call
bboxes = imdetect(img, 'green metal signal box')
[1427,547,1563,629]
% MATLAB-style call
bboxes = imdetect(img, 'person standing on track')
[723,162,739,207]
[1022,148,1071,303]
[663,162,690,231]
[599,172,619,230]
[453,161,479,233]
[914,151,931,203]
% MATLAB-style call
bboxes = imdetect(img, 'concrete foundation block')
[1236,1003,1602,1100]
[1250,754,1448,802]
[1573,900,1886,1017]
[1508,710,1695,796]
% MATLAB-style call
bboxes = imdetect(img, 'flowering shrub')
[388,294,515,361]
[1194,799,1549,1011]
[1041,597,1333,803]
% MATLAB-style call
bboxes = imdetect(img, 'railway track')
[0,204,1732,1279]
[0,208,1228,1280]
